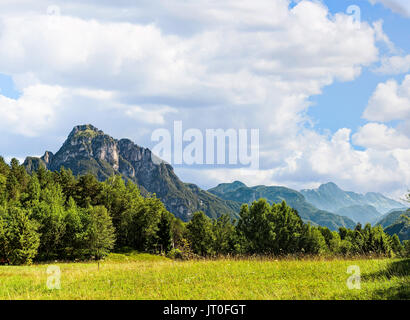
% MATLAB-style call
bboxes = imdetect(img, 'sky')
[0,0,409,200]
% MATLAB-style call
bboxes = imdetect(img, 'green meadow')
[0,253,408,300]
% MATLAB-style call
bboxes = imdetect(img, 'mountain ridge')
[300,182,406,224]
[208,181,356,230]
[24,124,240,221]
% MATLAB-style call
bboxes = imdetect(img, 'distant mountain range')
[208,181,356,230]
[300,182,407,225]
[22,124,407,232]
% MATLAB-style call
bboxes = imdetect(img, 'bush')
[403,240,410,258]
[166,248,183,260]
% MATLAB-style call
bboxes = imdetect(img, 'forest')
[0,156,409,265]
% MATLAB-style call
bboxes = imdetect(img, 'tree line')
[0,157,408,265]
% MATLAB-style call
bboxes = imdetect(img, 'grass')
[0,253,408,300]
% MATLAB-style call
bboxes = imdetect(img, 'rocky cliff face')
[24,124,238,221]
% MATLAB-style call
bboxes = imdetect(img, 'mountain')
[376,209,409,228]
[23,124,240,221]
[335,205,382,225]
[381,211,410,242]
[300,182,406,223]
[208,181,356,230]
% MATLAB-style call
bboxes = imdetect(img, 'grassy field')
[0,253,408,300]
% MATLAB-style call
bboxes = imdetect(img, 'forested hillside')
[0,157,408,265]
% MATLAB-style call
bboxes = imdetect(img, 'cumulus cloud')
[353,123,410,150]
[363,75,410,122]
[375,55,410,75]
[178,127,410,197]
[0,84,65,136]
[0,0,408,198]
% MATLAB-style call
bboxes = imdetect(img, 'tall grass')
[0,253,408,300]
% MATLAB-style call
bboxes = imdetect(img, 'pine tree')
[5,207,40,265]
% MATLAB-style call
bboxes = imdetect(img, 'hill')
[383,214,410,242]
[376,210,410,228]
[208,181,356,230]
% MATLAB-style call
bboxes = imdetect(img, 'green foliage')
[300,224,327,255]
[86,206,116,262]
[1,207,40,265]
[0,157,404,263]
[157,211,173,253]
[187,211,215,256]
[403,240,410,258]
[213,214,237,255]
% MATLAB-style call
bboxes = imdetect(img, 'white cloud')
[0,0,408,198]
[363,75,410,122]
[177,127,410,199]
[0,84,65,136]
[353,123,410,150]
[374,55,410,75]
[125,105,178,125]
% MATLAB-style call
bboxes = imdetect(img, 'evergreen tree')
[4,207,40,265]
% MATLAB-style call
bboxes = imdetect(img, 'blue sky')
[0,0,409,199]
[307,0,410,138]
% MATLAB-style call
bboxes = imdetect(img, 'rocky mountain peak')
[23,124,238,222]
[41,151,54,165]
[319,182,341,192]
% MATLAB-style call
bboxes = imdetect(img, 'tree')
[32,183,67,260]
[300,224,327,255]
[213,214,237,255]
[236,200,275,254]
[270,201,304,255]
[74,174,102,208]
[390,234,403,256]
[403,240,410,258]
[86,206,116,269]
[186,211,215,256]
[0,213,7,263]
[25,173,41,204]
[171,218,187,249]
[0,156,9,176]
[157,211,173,254]
[61,197,87,260]
[4,207,40,265]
